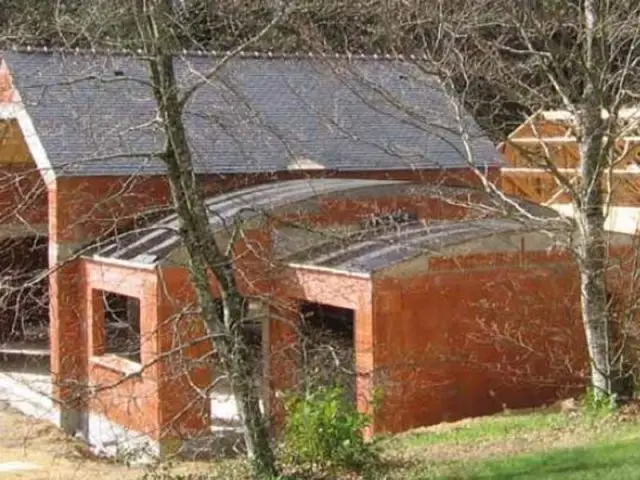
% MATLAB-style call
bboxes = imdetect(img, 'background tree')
[381,0,640,399]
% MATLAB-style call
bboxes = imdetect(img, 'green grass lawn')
[384,410,640,480]
[393,412,573,448]
[138,405,640,479]
[425,434,640,479]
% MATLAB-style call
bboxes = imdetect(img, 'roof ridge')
[3,44,426,62]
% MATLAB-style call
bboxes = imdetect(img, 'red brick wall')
[270,268,376,433]
[371,250,586,434]
[82,261,162,437]
[88,364,162,437]
[79,260,213,440]
[156,266,212,438]
[51,166,502,438]
[50,260,86,419]
[70,213,638,441]
[75,240,638,440]
[49,167,498,244]
[49,175,173,244]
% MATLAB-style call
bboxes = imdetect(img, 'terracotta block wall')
[49,258,85,426]
[49,175,174,432]
[49,176,173,245]
[266,299,301,427]
[156,266,212,439]
[88,363,162,438]
[83,261,161,438]
[263,243,639,437]
[371,250,586,434]
[78,260,212,442]
[49,167,498,246]
[48,166,498,435]
[269,268,374,433]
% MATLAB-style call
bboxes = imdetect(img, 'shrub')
[282,384,380,473]
[582,387,618,415]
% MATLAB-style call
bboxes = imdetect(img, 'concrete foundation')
[0,369,244,462]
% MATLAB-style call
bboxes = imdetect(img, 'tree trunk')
[137,0,278,476]
[575,101,614,398]
[576,207,610,396]
[574,0,620,400]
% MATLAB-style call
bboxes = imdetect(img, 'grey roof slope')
[286,218,532,274]
[90,178,406,265]
[2,49,500,176]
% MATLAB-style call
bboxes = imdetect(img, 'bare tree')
[409,0,640,399]
[132,0,290,475]
[250,0,640,402]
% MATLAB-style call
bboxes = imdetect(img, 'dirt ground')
[0,401,212,479]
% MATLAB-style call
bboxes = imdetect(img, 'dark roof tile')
[2,50,500,176]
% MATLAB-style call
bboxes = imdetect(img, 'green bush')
[282,384,380,473]
[582,387,618,415]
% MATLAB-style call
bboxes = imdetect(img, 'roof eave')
[86,254,158,271]
[287,262,371,279]
[0,102,56,184]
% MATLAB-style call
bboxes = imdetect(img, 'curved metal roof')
[286,218,533,275]
[89,178,558,269]
[90,178,406,265]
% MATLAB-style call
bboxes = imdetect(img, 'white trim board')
[0,102,56,184]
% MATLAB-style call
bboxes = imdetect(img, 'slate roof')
[2,49,500,177]
[286,218,532,275]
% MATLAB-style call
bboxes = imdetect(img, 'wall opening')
[208,297,268,428]
[300,302,356,404]
[0,235,49,375]
[101,292,141,363]
[209,297,267,387]
[242,298,267,354]
[0,235,49,345]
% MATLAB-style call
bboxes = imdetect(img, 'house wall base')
[0,372,56,424]
[0,370,247,463]
[0,371,166,463]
